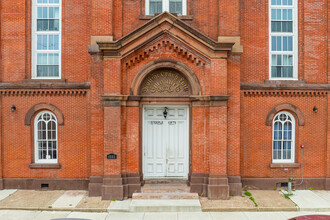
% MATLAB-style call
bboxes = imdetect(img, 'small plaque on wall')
[107,153,117,159]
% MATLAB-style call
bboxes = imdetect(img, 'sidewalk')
[0,189,329,213]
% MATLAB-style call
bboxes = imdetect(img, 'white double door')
[143,105,189,179]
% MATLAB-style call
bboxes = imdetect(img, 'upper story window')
[272,111,295,163]
[34,111,58,163]
[32,0,61,79]
[145,0,187,16]
[269,0,297,80]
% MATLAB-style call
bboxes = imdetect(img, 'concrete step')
[142,184,190,193]
[132,192,199,200]
[129,199,202,212]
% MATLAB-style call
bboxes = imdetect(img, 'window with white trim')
[272,111,295,163]
[145,0,187,15]
[34,111,58,163]
[32,0,61,79]
[269,0,297,79]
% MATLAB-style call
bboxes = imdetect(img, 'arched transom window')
[34,111,58,163]
[272,111,295,163]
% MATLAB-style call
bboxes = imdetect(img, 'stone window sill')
[23,79,66,83]
[139,14,193,20]
[269,163,300,168]
[29,163,61,169]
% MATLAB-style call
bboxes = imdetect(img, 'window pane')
[49,7,54,18]
[170,0,182,15]
[277,54,282,65]
[283,36,288,51]
[54,35,59,50]
[42,7,48,18]
[150,0,162,14]
[276,37,282,51]
[271,36,276,51]
[54,7,59,18]
[288,9,292,20]
[272,55,277,66]
[288,36,293,51]
[271,9,276,20]
[37,7,43,19]
[276,9,281,20]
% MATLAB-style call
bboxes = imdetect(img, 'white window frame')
[32,0,62,79]
[145,0,187,16]
[269,0,298,80]
[34,111,58,164]
[272,111,295,163]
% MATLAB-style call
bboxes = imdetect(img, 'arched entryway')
[133,61,201,180]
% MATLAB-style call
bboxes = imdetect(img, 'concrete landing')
[130,199,202,212]
[0,190,17,202]
[107,199,131,212]
[51,190,86,208]
[287,190,330,211]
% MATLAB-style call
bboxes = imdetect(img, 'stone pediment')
[94,12,235,60]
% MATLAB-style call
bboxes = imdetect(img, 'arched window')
[34,111,58,163]
[272,111,295,163]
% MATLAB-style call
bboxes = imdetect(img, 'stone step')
[142,184,190,193]
[144,179,187,184]
[132,192,199,200]
[129,199,202,212]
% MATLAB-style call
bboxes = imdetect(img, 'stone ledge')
[0,82,90,89]
[269,163,300,168]
[241,82,330,90]
[29,163,61,169]
[139,14,193,20]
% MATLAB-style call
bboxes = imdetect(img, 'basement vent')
[41,183,49,188]
[281,182,288,187]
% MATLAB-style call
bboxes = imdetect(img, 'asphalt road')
[1,210,330,220]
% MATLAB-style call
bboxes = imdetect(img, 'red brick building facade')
[0,0,329,200]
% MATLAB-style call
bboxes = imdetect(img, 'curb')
[202,207,298,212]
[0,207,108,213]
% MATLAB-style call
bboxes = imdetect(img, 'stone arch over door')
[130,59,201,96]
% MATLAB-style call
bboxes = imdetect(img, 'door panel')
[143,105,189,178]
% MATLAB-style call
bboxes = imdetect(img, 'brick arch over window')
[25,103,64,125]
[266,103,305,126]
[130,59,201,96]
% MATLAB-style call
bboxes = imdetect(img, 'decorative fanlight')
[163,107,168,119]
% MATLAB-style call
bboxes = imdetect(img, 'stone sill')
[29,163,61,169]
[269,163,300,168]
[139,14,193,20]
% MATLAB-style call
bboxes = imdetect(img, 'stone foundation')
[189,173,240,199]
[100,173,142,200]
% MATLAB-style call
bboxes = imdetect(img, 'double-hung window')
[32,0,61,79]
[146,0,187,16]
[272,112,295,163]
[269,0,297,79]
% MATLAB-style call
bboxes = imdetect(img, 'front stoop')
[130,199,202,212]
[130,180,201,212]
